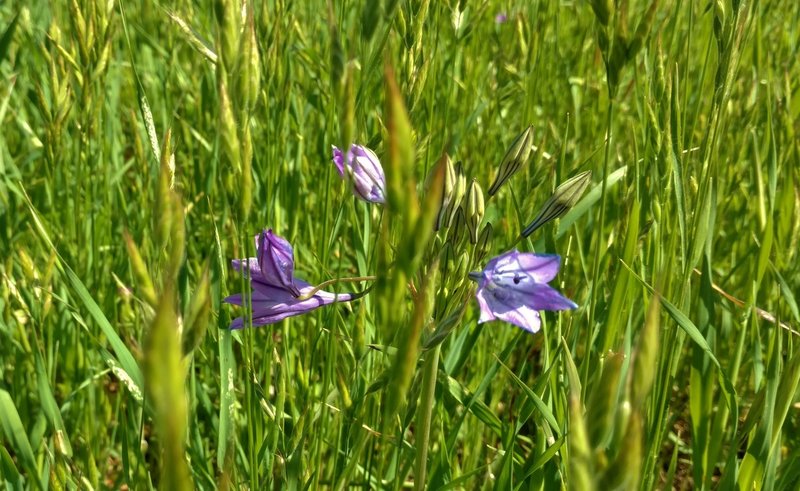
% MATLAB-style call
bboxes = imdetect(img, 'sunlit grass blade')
[0,390,44,490]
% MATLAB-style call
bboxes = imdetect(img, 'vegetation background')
[1,0,799,489]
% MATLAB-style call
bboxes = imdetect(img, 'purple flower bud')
[469,250,577,333]
[256,229,300,297]
[331,144,386,204]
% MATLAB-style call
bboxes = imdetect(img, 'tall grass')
[1,0,799,489]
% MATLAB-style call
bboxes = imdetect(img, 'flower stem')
[414,343,441,490]
[586,97,614,390]
[296,275,377,300]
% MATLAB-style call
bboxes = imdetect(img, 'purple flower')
[331,144,386,203]
[495,12,508,24]
[468,250,577,333]
[224,230,354,329]
[257,229,300,296]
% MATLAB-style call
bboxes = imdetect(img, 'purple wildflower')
[225,230,354,329]
[331,144,386,203]
[495,12,508,24]
[469,250,577,333]
[257,229,300,296]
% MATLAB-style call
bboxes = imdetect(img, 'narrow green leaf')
[0,390,42,490]
[35,353,73,457]
[497,358,561,436]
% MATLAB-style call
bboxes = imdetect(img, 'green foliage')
[1,0,799,489]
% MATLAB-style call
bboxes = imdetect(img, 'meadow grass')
[1,0,799,489]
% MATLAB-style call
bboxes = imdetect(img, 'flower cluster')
[228,133,587,334]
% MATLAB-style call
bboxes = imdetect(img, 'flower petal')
[475,288,498,323]
[332,146,346,177]
[258,229,300,296]
[492,250,561,283]
[478,286,542,332]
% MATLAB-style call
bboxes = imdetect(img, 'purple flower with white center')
[257,229,300,297]
[468,250,577,333]
[224,230,355,329]
[331,144,386,204]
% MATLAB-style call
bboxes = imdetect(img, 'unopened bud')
[465,179,485,244]
[488,125,534,196]
[521,170,592,238]
[430,153,457,231]
[475,222,493,262]
[449,207,467,245]
[447,162,468,227]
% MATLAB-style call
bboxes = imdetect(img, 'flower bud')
[257,229,300,296]
[331,144,386,204]
[475,222,493,262]
[446,162,467,227]
[448,206,467,245]
[521,170,592,238]
[488,125,534,196]
[464,179,485,244]
[430,153,457,231]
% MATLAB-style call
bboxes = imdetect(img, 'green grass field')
[1,0,799,489]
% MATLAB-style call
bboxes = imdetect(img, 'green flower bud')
[464,179,485,244]
[430,153,457,231]
[448,206,467,246]
[521,170,592,238]
[447,162,467,227]
[475,222,493,263]
[489,125,535,196]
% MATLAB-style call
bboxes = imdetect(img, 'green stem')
[414,344,441,490]
[296,275,377,300]
[585,98,614,389]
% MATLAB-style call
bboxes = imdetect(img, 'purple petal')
[494,305,541,333]
[332,146,346,177]
[226,276,354,329]
[490,250,561,283]
[477,285,542,332]
[475,288,497,323]
[348,144,386,203]
[258,229,300,296]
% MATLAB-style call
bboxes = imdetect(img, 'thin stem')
[296,275,377,300]
[585,98,614,388]
[414,344,441,491]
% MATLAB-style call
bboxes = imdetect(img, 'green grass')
[1,0,799,489]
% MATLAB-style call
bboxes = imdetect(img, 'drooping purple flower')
[331,144,386,204]
[224,230,354,329]
[468,250,577,333]
[257,229,300,296]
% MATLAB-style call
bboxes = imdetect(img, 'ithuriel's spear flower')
[331,144,386,204]
[257,229,300,297]
[224,230,356,329]
[468,250,577,333]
